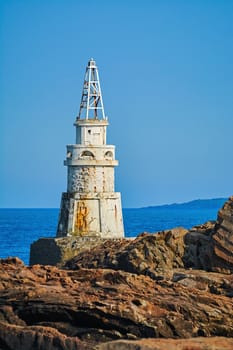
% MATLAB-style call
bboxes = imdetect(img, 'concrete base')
[30,236,111,266]
[56,192,124,238]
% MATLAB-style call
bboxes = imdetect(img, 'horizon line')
[0,197,228,211]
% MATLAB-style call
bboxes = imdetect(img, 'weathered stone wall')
[67,166,114,193]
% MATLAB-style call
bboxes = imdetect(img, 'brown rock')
[183,221,215,270]
[0,258,233,349]
[65,227,188,275]
[95,337,233,350]
[0,322,84,350]
[212,196,233,273]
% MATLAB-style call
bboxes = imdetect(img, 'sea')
[0,198,227,265]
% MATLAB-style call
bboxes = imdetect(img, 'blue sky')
[1,0,233,208]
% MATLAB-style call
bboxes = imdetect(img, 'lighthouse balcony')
[65,145,116,162]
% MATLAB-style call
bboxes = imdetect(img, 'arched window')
[104,151,113,160]
[79,150,95,159]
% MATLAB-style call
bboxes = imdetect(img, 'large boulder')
[65,227,188,276]
[30,236,107,266]
[183,221,215,271]
[212,196,233,273]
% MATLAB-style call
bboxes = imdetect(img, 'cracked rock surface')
[0,257,232,349]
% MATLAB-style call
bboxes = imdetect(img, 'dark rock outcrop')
[212,196,233,272]
[62,222,223,276]
[65,227,188,276]
[184,196,233,273]
[183,221,215,270]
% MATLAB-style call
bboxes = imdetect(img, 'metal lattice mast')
[77,58,106,120]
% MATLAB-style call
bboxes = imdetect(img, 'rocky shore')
[0,197,233,349]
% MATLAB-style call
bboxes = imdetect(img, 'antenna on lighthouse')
[77,58,106,120]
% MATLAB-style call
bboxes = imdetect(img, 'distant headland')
[142,198,227,210]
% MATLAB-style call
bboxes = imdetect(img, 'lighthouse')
[30,59,124,265]
[56,59,124,238]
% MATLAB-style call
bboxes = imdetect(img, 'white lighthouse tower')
[57,59,124,238]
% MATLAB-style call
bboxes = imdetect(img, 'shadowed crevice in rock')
[16,305,158,340]
[0,337,12,350]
